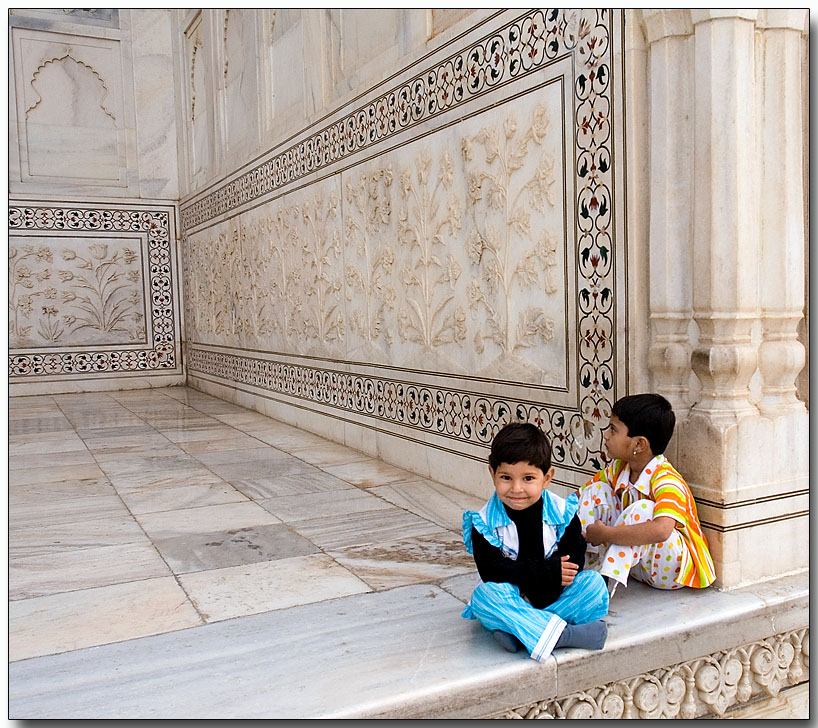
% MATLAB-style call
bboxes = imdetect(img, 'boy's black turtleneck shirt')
[470,495,587,609]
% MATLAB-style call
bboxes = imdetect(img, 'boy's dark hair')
[611,393,676,455]
[489,422,552,473]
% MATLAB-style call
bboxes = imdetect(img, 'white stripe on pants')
[466,569,609,661]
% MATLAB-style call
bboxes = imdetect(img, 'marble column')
[642,10,694,418]
[756,10,807,418]
[673,10,808,588]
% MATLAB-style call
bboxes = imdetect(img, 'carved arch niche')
[221,9,260,160]
[11,28,128,187]
[184,12,212,183]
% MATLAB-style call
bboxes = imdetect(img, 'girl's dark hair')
[611,393,676,455]
[489,422,552,473]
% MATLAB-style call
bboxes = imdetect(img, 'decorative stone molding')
[494,628,808,719]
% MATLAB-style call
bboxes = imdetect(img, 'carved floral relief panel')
[345,89,568,383]
[9,205,182,380]
[183,176,346,358]
[9,236,146,348]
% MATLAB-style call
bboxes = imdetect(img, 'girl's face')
[490,460,554,510]
[602,414,634,461]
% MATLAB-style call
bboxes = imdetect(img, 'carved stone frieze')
[493,628,809,719]
[464,103,560,384]
[9,240,145,348]
[397,149,465,367]
[344,165,396,359]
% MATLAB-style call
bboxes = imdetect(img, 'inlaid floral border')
[189,347,600,472]
[185,8,621,471]
[9,205,181,378]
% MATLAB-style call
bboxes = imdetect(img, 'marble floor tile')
[199,456,317,481]
[145,424,223,440]
[290,506,445,551]
[9,416,73,435]
[62,414,147,430]
[439,572,480,604]
[116,482,248,515]
[9,431,88,455]
[94,452,210,474]
[368,479,486,532]
[10,516,149,559]
[9,449,99,471]
[285,442,372,467]
[178,434,265,453]
[8,478,117,503]
[10,493,131,528]
[83,436,185,457]
[9,405,63,418]
[328,531,476,591]
[9,542,172,600]
[154,523,319,574]
[214,412,283,428]
[181,399,248,415]
[136,501,281,539]
[9,577,203,662]
[194,446,293,466]
[322,458,417,489]
[229,469,356,500]
[97,454,226,490]
[177,553,371,622]
[258,488,393,523]
[9,394,58,408]
[9,462,107,486]
[244,426,333,451]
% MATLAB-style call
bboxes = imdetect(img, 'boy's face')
[603,414,633,461]
[490,461,554,510]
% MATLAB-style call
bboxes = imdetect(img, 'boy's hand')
[560,554,578,586]
[584,520,608,546]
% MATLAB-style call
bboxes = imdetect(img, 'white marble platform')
[7,386,809,719]
[8,576,809,719]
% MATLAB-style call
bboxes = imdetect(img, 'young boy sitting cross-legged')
[579,393,716,594]
[461,422,609,661]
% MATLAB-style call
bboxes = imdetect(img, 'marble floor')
[8,386,485,663]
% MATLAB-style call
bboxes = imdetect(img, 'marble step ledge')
[8,574,809,720]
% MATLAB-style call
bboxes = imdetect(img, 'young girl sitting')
[579,393,716,594]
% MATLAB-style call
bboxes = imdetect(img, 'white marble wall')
[8,9,183,393]
[179,8,627,502]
